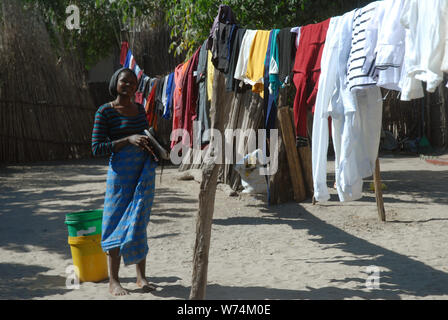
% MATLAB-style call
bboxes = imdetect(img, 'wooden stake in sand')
[374,157,386,222]
[189,71,227,300]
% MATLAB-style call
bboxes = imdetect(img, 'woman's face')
[116,71,138,98]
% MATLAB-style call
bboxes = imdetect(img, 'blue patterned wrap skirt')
[101,145,157,265]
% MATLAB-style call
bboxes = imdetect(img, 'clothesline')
[118,0,448,205]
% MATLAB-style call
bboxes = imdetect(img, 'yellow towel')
[207,50,215,102]
[245,30,271,98]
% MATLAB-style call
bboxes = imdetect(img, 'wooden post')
[189,71,227,300]
[278,107,307,202]
[288,108,313,197]
[373,157,386,222]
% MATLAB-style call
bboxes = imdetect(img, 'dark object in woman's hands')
[144,128,170,161]
[128,134,159,162]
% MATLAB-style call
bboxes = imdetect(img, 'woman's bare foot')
[136,278,156,293]
[109,279,128,296]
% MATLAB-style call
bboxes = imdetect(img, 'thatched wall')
[133,25,186,78]
[0,0,96,163]
[382,81,448,150]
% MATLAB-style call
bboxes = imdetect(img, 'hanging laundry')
[265,29,280,136]
[263,30,274,136]
[171,61,190,149]
[122,49,143,80]
[398,17,424,100]
[211,23,238,73]
[443,21,448,74]
[140,75,151,107]
[163,72,175,119]
[161,75,169,114]
[268,29,281,94]
[155,76,165,117]
[290,27,301,49]
[123,50,132,69]
[182,47,201,147]
[313,9,383,203]
[335,87,383,202]
[208,5,237,50]
[196,40,211,145]
[363,0,406,91]
[400,0,448,95]
[312,15,345,203]
[168,75,176,119]
[145,79,158,129]
[134,64,144,81]
[346,1,380,92]
[277,27,297,86]
[292,18,330,145]
[134,75,145,105]
[171,62,188,148]
[120,42,129,66]
[226,28,247,92]
[234,30,257,88]
[245,30,271,97]
[207,50,215,102]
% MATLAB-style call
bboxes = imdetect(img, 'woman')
[92,68,157,296]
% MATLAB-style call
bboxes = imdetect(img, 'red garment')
[293,19,330,139]
[171,61,190,149]
[120,42,129,66]
[182,47,201,147]
[135,92,143,104]
[145,81,158,128]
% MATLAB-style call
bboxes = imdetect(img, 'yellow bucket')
[68,234,109,283]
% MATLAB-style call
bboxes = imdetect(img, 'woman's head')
[109,68,138,98]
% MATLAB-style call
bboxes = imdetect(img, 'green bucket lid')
[65,210,103,225]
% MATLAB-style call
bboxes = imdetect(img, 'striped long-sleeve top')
[91,103,149,157]
[346,1,379,91]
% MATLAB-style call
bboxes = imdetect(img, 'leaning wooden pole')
[373,157,386,222]
[189,71,226,300]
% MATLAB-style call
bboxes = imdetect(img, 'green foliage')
[165,0,374,58]
[20,0,161,70]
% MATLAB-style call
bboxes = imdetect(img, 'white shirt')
[313,8,383,203]
[400,0,448,93]
[161,75,169,112]
[441,4,448,74]
[312,15,343,202]
[234,30,257,83]
[363,0,406,91]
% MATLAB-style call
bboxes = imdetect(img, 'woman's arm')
[92,111,114,157]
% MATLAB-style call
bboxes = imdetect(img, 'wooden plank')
[288,108,313,198]
[374,157,386,222]
[278,107,307,202]
[268,114,295,205]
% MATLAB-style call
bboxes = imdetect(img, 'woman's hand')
[128,135,159,161]
[128,134,150,150]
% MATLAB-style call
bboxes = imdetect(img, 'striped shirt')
[91,103,149,156]
[346,1,379,91]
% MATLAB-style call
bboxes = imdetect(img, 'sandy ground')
[1,154,448,300]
